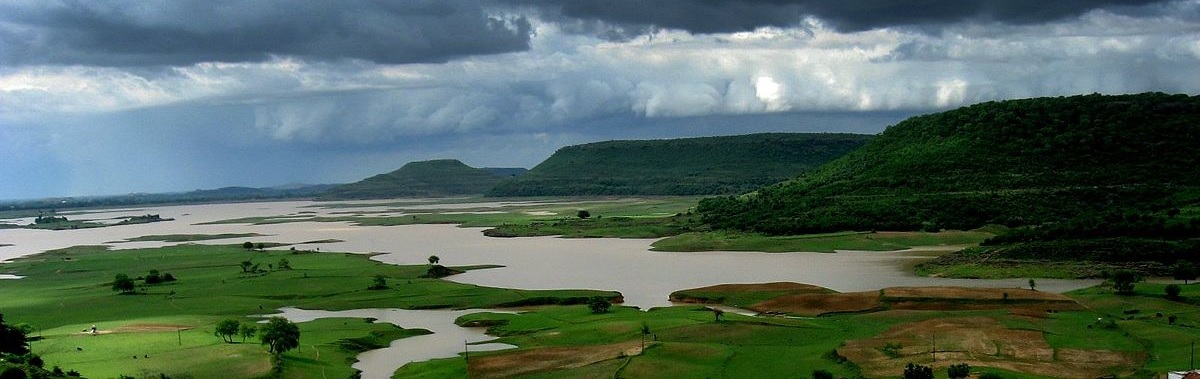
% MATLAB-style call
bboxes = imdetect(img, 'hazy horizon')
[3,0,1198,200]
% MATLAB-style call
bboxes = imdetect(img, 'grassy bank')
[0,243,617,378]
[651,230,992,253]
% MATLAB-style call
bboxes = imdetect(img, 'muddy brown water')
[0,200,1101,378]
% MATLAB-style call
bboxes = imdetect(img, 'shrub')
[1166,284,1182,300]
[812,369,834,379]
[948,363,971,379]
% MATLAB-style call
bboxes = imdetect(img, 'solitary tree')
[242,241,254,250]
[1112,270,1139,295]
[255,243,265,250]
[239,324,257,343]
[240,261,253,273]
[427,255,440,265]
[260,317,300,356]
[112,274,135,294]
[948,363,971,379]
[903,363,934,379]
[577,210,591,219]
[277,258,291,270]
[1173,260,1198,284]
[588,297,611,314]
[1028,279,1037,291]
[214,319,240,343]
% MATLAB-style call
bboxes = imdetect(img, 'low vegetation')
[0,243,618,378]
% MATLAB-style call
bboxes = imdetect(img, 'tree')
[1028,279,1036,291]
[112,274,135,294]
[1166,284,1182,300]
[577,210,591,219]
[162,272,176,282]
[369,275,387,290]
[812,369,834,379]
[260,317,300,355]
[239,324,257,343]
[255,243,265,250]
[1111,270,1139,295]
[277,258,291,270]
[1173,260,1198,284]
[214,319,240,343]
[903,363,934,379]
[242,241,254,250]
[427,255,440,265]
[588,297,611,314]
[240,261,253,273]
[0,312,29,356]
[948,363,971,379]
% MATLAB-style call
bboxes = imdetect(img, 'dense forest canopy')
[698,93,1200,236]
[488,133,872,196]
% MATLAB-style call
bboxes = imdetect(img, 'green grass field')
[0,243,617,378]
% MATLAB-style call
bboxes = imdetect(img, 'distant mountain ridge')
[320,159,516,200]
[487,133,872,196]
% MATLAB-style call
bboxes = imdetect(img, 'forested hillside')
[487,133,871,196]
[320,159,509,199]
[697,93,1200,275]
[700,93,1200,233]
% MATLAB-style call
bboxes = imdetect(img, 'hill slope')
[698,93,1200,235]
[320,159,506,199]
[487,133,872,196]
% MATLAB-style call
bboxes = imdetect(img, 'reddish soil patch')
[839,317,1142,379]
[883,287,1073,302]
[681,282,830,293]
[750,291,882,316]
[883,287,1083,313]
[469,340,643,379]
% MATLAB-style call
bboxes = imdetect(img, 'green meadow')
[0,243,617,378]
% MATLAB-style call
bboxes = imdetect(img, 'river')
[0,200,1101,378]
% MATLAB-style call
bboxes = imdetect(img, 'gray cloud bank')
[0,0,531,66]
[1,1,1198,200]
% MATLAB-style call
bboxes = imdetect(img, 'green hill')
[320,159,507,199]
[486,133,872,196]
[697,93,1200,275]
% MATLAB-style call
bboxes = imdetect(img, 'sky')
[1,0,1198,200]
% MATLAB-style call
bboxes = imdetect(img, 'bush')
[812,369,834,379]
[1167,284,1182,300]
[948,363,971,379]
[903,363,934,379]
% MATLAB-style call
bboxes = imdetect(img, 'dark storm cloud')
[0,0,531,66]
[509,0,1176,34]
